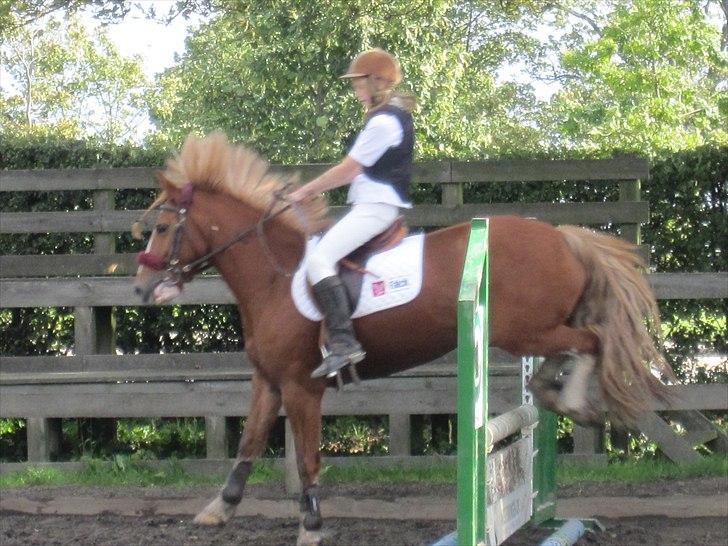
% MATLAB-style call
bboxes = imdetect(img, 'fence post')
[74,306,116,355]
[85,188,117,354]
[205,416,229,459]
[441,161,462,208]
[73,189,117,356]
[572,425,606,464]
[61,188,119,461]
[388,413,411,456]
[618,176,641,246]
[26,417,61,462]
[616,165,643,458]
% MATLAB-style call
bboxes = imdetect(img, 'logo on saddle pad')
[291,234,425,321]
[371,280,386,297]
[372,277,410,297]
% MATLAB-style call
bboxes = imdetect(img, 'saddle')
[339,216,409,274]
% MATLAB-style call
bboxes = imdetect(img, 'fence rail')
[1,272,724,307]
[0,156,649,192]
[0,201,650,234]
[1,157,726,472]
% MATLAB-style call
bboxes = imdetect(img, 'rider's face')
[351,77,372,107]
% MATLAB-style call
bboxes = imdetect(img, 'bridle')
[136,183,297,286]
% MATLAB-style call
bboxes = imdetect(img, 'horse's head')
[133,131,331,305]
[134,174,204,304]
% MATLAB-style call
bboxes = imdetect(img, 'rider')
[288,48,415,379]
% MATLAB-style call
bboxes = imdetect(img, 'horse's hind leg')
[521,325,603,424]
[281,381,325,546]
[194,371,281,526]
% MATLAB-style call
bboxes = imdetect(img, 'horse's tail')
[557,225,676,425]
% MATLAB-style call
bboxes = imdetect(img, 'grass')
[0,455,725,489]
[320,461,457,484]
[0,456,283,488]
[556,455,728,485]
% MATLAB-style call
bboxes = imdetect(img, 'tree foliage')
[146,0,547,160]
[546,0,728,155]
[642,146,727,378]
[1,14,148,144]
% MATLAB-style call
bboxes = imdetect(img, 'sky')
[78,3,207,139]
[0,3,205,141]
[84,3,206,80]
[0,4,202,89]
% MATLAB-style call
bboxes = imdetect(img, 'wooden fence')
[1,156,727,481]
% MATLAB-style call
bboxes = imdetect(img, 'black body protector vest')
[362,104,414,203]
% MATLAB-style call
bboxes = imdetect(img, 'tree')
[1,14,149,144]
[2,0,139,36]
[544,0,728,156]
[1,16,79,138]
[146,0,548,161]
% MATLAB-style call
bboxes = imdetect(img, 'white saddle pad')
[291,233,425,321]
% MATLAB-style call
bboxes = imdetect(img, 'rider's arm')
[288,156,362,202]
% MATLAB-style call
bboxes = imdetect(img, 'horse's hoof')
[193,512,226,526]
[561,394,603,426]
[297,521,328,546]
[303,511,323,530]
[529,356,566,395]
[528,369,564,414]
[193,496,236,526]
[530,385,562,414]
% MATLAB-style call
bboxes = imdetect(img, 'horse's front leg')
[282,380,326,546]
[194,371,281,526]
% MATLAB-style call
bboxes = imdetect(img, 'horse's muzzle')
[134,277,163,304]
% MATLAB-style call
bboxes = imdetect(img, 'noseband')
[136,183,295,286]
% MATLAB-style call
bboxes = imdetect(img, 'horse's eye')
[156,224,169,234]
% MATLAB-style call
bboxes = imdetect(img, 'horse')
[133,132,673,545]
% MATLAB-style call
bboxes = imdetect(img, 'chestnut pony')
[134,133,672,544]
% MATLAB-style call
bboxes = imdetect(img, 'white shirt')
[346,113,413,208]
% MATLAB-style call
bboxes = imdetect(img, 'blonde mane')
[158,132,329,233]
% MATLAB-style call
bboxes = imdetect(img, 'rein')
[186,200,293,275]
[137,184,299,285]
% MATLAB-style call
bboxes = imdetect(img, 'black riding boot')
[310,276,366,378]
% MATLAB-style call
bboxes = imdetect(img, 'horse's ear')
[155,171,183,203]
[155,171,173,191]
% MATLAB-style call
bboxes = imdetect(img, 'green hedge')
[642,146,727,381]
[1,139,725,375]
[1,138,725,462]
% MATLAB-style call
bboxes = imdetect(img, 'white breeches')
[307,202,400,285]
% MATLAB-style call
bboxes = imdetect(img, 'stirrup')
[311,350,365,380]
[331,361,363,390]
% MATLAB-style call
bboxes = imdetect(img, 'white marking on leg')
[560,354,596,414]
